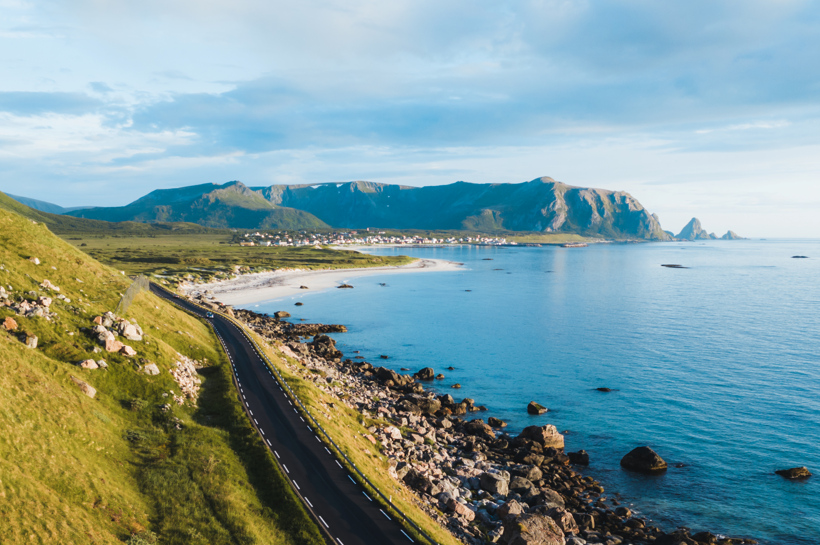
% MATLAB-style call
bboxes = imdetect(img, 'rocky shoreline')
[189,294,757,545]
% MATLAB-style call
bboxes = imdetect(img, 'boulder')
[414,367,435,380]
[120,345,137,357]
[104,338,124,353]
[464,419,496,440]
[403,469,440,496]
[20,333,38,349]
[568,450,589,465]
[37,296,52,307]
[143,363,160,375]
[309,334,342,362]
[446,498,476,521]
[613,506,631,518]
[274,311,291,318]
[533,488,565,509]
[118,321,143,341]
[451,383,461,389]
[545,507,578,535]
[518,425,564,449]
[2,317,17,331]
[416,397,441,415]
[775,467,812,479]
[479,472,509,496]
[527,401,547,415]
[29,257,40,265]
[501,513,565,545]
[488,416,507,428]
[78,359,99,370]
[383,426,402,441]
[496,499,526,520]
[69,376,96,398]
[396,399,422,415]
[620,446,668,473]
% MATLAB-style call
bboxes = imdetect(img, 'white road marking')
[400,530,414,542]
[363,492,372,501]
[274,451,280,459]
[318,516,328,528]
[324,447,331,454]
[348,475,356,484]
[266,439,271,446]
[283,464,289,474]
[305,497,313,508]
[253,419,258,424]
[315,435,321,442]
[335,461,343,468]
[380,509,391,520]
[293,480,300,490]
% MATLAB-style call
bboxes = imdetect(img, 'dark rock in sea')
[435,373,444,379]
[294,302,303,306]
[661,264,688,268]
[488,416,507,428]
[464,290,471,292]
[568,450,590,465]
[792,256,809,259]
[691,531,719,544]
[614,506,632,518]
[596,387,612,392]
[337,284,354,288]
[451,383,461,389]
[400,367,410,371]
[447,366,455,370]
[379,354,389,359]
[527,401,548,415]
[414,367,435,380]
[299,285,309,289]
[379,283,387,286]
[621,446,668,473]
[483,258,493,260]
[674,463,687,468]
[775,467,812,479]
[274,311,291,318]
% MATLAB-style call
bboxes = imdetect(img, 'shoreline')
[181,257,463,306]
[182,281,756,545]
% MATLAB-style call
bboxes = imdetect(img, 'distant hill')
[66,181,330,230]
[72,178,672,240]
[675,218,743,241]
[0,191,221,235]
[5,193,93,214]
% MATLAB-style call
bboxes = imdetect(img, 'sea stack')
[620,446,668,473]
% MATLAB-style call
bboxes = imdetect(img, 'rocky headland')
[188,292,758,545]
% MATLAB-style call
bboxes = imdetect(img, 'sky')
[1,0,819,237]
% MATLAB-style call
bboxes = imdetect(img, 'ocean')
[251,241,820,544]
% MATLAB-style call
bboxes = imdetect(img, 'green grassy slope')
[0,208,323,545]
[0,191,219,236]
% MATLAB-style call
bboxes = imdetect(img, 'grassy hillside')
[0,191,219,236]
[0,208,324,544]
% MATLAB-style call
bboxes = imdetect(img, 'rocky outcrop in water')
[620,446,668,473]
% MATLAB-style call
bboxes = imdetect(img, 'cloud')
[0,92,102,116]
[89,81,113,94]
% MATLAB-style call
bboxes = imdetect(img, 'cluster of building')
[236,230,512,247]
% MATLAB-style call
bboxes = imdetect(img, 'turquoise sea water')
[251,241,820,544]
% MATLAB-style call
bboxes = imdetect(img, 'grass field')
[60,234,414,283]
[0,209,324,545]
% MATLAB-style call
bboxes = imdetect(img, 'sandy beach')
[184,257,463,306]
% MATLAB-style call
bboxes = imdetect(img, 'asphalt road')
[150,284,425,545]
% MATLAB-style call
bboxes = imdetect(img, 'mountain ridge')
[68,177,672,240]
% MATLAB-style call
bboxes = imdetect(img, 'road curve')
[150,284,426,545]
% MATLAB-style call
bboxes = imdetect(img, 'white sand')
[185,258,463,306]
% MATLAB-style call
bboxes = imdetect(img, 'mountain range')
[61,177,672,239]
[8,178,743,241]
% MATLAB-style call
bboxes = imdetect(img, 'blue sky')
[1,0,819,236]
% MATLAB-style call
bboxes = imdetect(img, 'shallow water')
[251,241,820,544]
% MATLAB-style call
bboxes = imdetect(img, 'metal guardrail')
[152,283,442,545]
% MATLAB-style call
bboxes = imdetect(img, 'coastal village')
[237,229,513,247]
